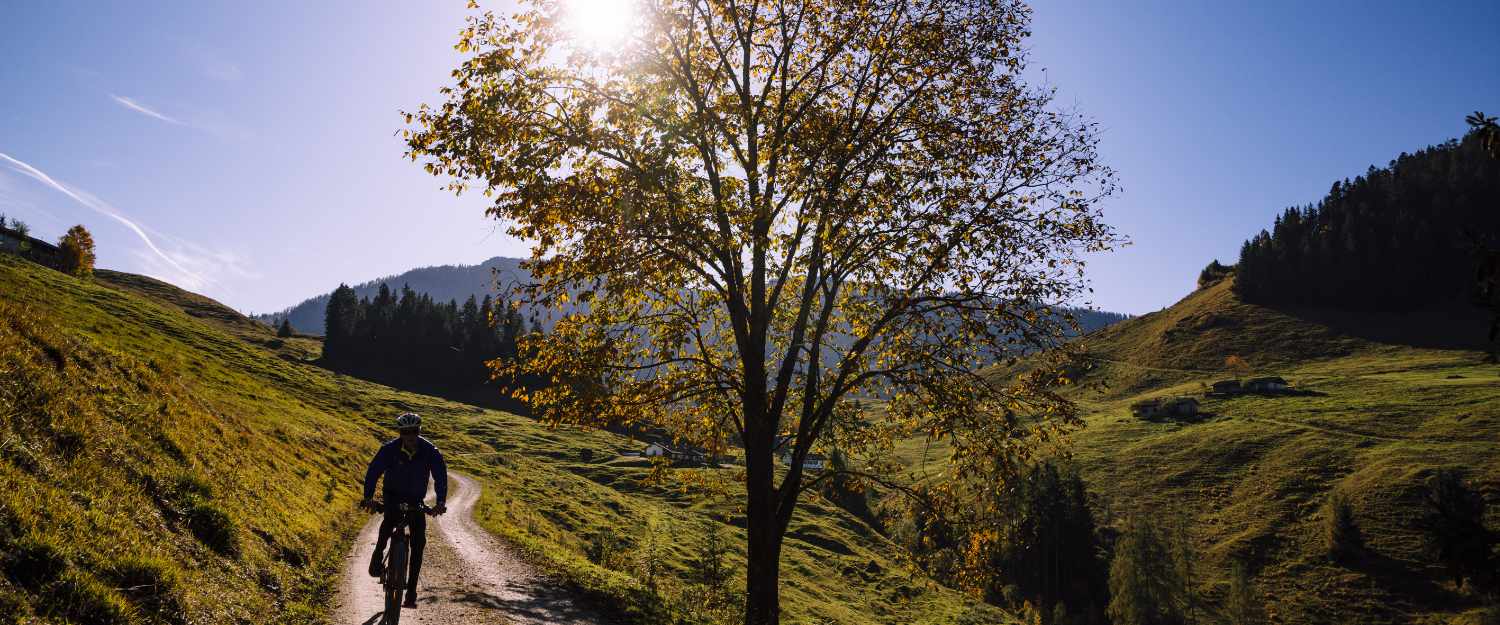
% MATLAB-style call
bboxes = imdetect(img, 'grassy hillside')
[898,277,1500,624]
[0,254,1003,625]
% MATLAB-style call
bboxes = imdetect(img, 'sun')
[563,0,637,50]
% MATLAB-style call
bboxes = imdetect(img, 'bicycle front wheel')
[383,535,408,625]
[383,585,403,625]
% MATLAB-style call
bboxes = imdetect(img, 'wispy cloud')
[110,94,185,125]
[0,151,213,288]
[187,44,242,82]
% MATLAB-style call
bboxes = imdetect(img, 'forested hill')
[260,255,1130,337]
[256,256,528,334]
[1233,129,1499,309]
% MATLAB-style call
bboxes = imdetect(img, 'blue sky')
[2,1,1497,315]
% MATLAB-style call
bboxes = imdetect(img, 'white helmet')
[395,412,422,430]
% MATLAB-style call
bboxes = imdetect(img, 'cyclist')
[361,412,448,609]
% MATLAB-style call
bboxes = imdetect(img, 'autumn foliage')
[405,1,1117,622]
[58,225,95,278]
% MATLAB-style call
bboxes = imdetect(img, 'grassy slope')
[909,277,1499,624]
[0,255,1003,625]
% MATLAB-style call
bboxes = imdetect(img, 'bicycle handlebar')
[367,500,437,515]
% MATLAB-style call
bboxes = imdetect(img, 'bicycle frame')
[372,501,432,625]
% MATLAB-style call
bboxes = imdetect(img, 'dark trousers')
[375,504,427,592]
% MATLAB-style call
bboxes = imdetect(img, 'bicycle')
[369,500,434,625]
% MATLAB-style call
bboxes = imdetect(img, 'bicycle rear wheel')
[383,534,408,625]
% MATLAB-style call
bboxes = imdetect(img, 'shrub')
[586,529,630,571]
[633,511,669,590]
[0,589,36,623]
[691,519,730,591]
[102,555,186,624]
[2,534,68,590]
[1324,492,1364,562]
[1197,260,1235,289]
[52,570,133,625]
[187,501,239,557]
[171,472,214,500]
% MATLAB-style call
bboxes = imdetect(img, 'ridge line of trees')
[322,282,537,387]
[1233,130,1499,309]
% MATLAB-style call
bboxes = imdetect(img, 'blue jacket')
[363,436,448,505]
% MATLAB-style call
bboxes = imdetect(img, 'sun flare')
[563,0,636,50]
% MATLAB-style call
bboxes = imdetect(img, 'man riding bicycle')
[361,412,448,608]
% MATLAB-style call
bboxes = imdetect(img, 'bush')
[586,529,630,571]
[0,589,36,624]
[172,472,214,499]
[102,555,186,624]
[2,534,68,590]
[692,520,730,591]
[52,570,133,625]
[1324,492,1364,562]
[1198,260,1235,289]
[633,511,669,590]
[187,501,239,556]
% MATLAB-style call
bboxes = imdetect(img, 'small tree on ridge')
[58,224,95,277]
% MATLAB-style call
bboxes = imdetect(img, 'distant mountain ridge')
[257,256,529,335]
[261,255,1130,338]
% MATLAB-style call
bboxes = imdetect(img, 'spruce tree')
[323,284,361,361]
[1108,515,1186,625]
[277,318,294,338]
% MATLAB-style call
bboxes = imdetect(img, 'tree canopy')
[58,225,95,278]
[322,282,527,388]
[406,1,1117,622]
[1233,131,1499,309]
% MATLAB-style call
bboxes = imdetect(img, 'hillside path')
[334,472,613,625]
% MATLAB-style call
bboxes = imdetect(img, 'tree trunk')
[743,412,783,625]
[745,481,784,625]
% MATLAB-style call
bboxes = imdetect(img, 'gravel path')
[334,472,613,625]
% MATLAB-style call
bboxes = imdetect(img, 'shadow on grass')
[1273,303,1490,352]
[1346,548,1468,612]
[426,583,617,623]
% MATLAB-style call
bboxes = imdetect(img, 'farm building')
[0,225,62,270]
[1210,380,1242,395]
[642,442,707,466]
[1131,396,1200,420]
[777,449,827,471]
[1245,376,1290,393]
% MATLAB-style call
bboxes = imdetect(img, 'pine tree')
[323,284,361,362]
[1223,556,1262,625]
[277,318,294,338]
[1108,515,1186,625]
[1324,492,1364,563]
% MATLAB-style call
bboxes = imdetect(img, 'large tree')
[406,1,1116,622]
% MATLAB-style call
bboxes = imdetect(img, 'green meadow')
[0,253,1002,624]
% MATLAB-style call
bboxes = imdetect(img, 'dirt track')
[334,472,612,625]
